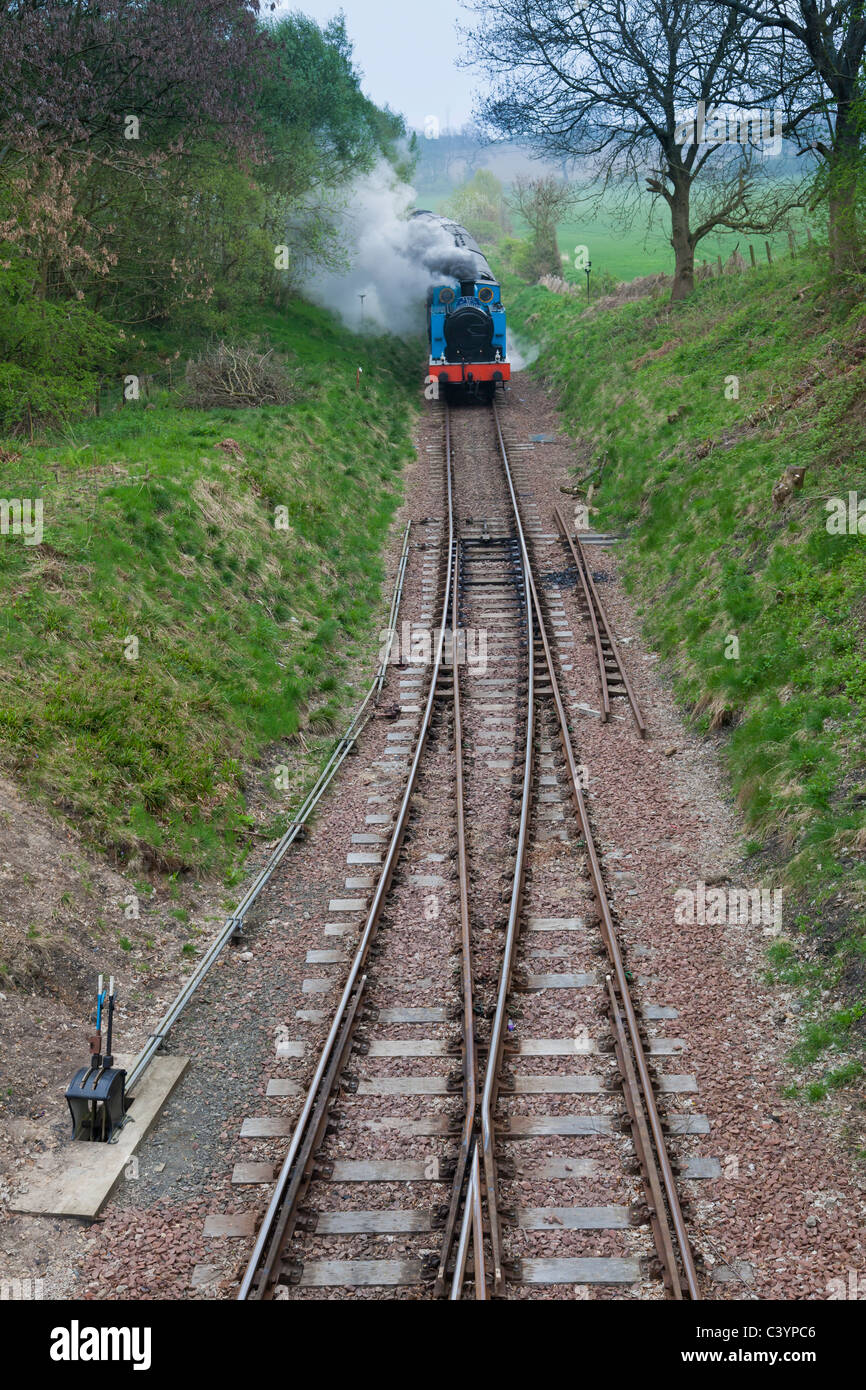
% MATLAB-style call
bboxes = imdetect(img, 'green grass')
[790,1008,865,1068]
[0,299,419,877]
[506,245,866,1091]
[804,1061,863,1102]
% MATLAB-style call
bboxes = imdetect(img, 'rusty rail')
[553,505,646,737]
[526,507,698,1299]
[434,504,485,1298]
[478,402,536,1297]
[238,421,456,1300]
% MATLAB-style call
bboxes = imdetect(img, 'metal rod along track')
[478,403,536,1297]
[434,514,486,1299]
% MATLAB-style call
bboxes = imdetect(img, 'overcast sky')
[271,1,478,131]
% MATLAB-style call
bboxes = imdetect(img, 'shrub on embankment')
[0,299,418,879]
[507,252,866,1096]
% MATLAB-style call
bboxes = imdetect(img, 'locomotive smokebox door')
[66,1064,127,1143]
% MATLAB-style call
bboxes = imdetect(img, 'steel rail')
[246,979,368,1297]
[434,525,483,1297]
[238,424,457,1300]
[449,1141,486,1300]
[553,505,646,737]
[375,518,413,696]
[605,974,682,1295]
[479,401,536,1297]
[572,525,646,737]
[520,511,700,1300]
[470,1144,487,1298]
[553,505,610,723]
[125,522,412,1097]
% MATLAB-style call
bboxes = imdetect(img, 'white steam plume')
[508,335,539,370]
[302,161,479,335]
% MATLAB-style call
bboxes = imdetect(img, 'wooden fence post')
[788,229,796,255]
[749,244,757,268]
[765,241,773,264]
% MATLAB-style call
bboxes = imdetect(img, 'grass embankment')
[507,252,866,1101]
[0,300,418,880]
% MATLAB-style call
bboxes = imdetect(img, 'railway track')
[235,397,702,1301]
[552,505,646,735]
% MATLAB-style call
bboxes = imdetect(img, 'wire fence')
[539,227,817,303]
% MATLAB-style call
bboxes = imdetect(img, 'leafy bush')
[0,255,122,432]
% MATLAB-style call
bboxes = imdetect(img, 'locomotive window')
[438,287,455,305]
[478,286,495,303]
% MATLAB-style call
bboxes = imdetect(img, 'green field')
[557,199,810,283]
[420,179,812,283]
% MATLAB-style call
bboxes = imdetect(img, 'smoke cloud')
[508,335,539,371]
[303,161,483,335]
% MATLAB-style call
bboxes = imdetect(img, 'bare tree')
[509,173,577,274]
[463,0,802,298]
[712,1,866,269]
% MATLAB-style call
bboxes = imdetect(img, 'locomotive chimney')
[460,279,476,298]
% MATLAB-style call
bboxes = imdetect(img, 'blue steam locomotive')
[411,210,510,401]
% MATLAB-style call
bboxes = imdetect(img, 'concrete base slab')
[8,1055,189,1219]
